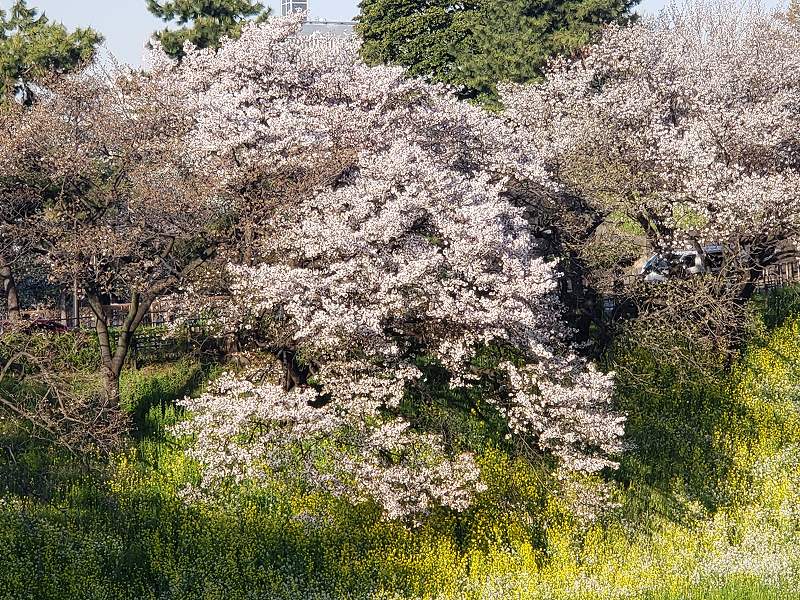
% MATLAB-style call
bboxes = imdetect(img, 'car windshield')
[644,256,669,272]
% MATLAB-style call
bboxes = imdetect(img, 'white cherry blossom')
[162,15,624,519]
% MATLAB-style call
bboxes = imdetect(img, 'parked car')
[640,245,724,283]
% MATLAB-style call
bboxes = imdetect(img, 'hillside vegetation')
[1,292,799,599]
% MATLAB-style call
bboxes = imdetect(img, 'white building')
[301,20,355,36]
[281,0,309,15]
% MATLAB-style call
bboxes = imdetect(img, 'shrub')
[0,330,100,373]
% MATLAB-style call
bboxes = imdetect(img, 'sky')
[0,0,787,66]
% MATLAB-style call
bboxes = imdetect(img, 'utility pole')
[72,275,80,328]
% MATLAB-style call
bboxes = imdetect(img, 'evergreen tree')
[460,0,639,104]
[147,0,271,60]
[357,1,479,88]
[0,0,102,102]
[357,0,638,105]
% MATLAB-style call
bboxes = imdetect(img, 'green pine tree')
[0,0,103,102]
[147,0,272,60]
[357,1,480,91]
[458,0,639,105]
[357,0,639,106]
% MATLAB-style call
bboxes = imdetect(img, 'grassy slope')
[1,305,800,599]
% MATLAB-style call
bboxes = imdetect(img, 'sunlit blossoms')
[159,15,624,519]
[501,0,800,292]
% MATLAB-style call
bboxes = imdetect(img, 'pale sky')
[0,0,787,66]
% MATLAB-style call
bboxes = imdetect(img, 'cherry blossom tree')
[0,99,49,323]
[0,106,28,323]
[501,0,800,314]
[160,15,625,519]
[0,69,219,402]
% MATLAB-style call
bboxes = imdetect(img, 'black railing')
[755,260,800,291]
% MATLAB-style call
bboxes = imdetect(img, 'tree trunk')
[59,289,68,326]
[0,257,20,322]
[72,276,80,328]
[101,364,121,404]
[87,291,153,405]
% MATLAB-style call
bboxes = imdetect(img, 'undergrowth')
[1,299,799,599]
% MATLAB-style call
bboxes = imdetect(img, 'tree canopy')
[357,0,639,104]
[357,1,476,92]
[0,0,102,102]
[146,0,271,60]
[0,62,218,402]
[500,0,800,356]
[150,14,624,518]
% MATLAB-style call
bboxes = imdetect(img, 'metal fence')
[0,303,181,329]
[0,303,223,366]
[756,260,800,291]
[3,260,800,354]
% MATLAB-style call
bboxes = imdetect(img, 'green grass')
[1,303,800,599]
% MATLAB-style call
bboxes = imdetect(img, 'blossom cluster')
[157,16,625,518]
[500,0,800,263]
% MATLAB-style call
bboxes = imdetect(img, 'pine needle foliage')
[0,0,102,102]
[357,0,639,105]
[146,0,271,60]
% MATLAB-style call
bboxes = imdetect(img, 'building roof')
[300,21,356,37]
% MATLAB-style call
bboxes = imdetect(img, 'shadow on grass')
[0,480,456,600]
[120,360,214,441]
[0,428,104,503]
